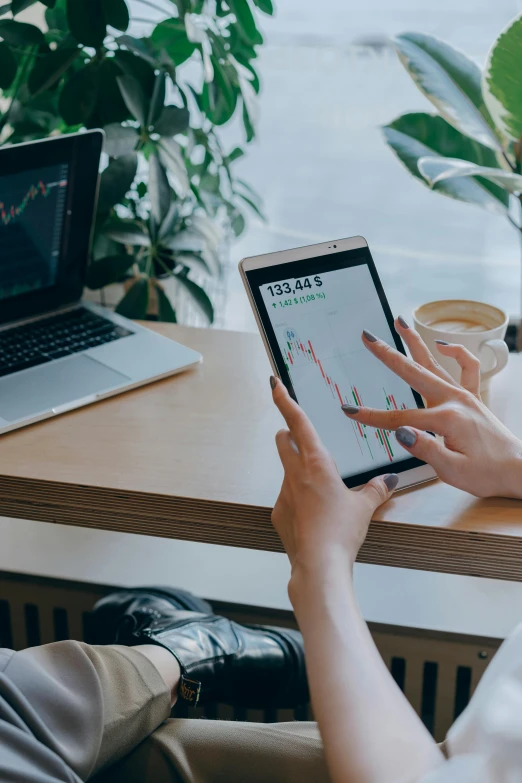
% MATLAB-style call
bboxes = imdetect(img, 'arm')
[270,321,522,783]
[291,565,443,783]
[270,380,443,783]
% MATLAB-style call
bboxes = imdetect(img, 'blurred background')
[21,0,522,329]
[124,0,522,330]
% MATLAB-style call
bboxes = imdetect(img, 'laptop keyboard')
[0,308,134,379]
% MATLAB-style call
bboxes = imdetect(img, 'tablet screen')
[247,249,424,483]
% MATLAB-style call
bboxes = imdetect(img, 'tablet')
[239,235,436,490]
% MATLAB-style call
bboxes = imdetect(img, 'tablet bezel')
[240,235,437,490]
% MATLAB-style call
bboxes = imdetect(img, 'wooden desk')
[1,323,522,582]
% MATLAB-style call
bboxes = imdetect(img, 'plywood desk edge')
[2,472,522,582]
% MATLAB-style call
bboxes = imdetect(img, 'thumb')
[360,473,399,511]
[395,427,449,474]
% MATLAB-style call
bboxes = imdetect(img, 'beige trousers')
[1,640,328,783]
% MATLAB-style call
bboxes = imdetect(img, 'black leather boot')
[88,587,308,709]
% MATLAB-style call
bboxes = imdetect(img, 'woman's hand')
[342,319,522,499]
[270,381,443,783]
[270,377,398,583]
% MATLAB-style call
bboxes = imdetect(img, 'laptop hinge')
[0,303,83,333]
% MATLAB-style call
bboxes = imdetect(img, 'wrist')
[288,551,355,613]
[501,448,522,499]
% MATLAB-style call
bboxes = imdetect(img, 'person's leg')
[93,718,329,783]
[1,640,172,782]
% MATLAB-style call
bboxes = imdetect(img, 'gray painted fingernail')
[270,376,277,390]
[342,405,359,414]
[396,426,417,447]
[398,316,409,329]
[435,339,449,346]
[362,330,378,342]
[384,474,399,491]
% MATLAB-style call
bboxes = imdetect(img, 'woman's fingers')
[271,377,321,454]
[275,429,299,468]
[434,341,481,397]
[394,317,458,387]
[360,473,399,511]
[394,426,461,475]
[361,330,454,403]
[342,405,439,434]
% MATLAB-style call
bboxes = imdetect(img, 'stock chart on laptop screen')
[0,163,69,301]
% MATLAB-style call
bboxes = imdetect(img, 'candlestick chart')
[0,164,69,301]
[261,264,419,475]
[283,328,409,463]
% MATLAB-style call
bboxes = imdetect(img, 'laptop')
[0,130,202,435]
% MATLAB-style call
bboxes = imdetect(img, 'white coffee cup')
[412,299,509,394]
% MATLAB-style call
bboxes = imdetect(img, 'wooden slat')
[0,323,522,581]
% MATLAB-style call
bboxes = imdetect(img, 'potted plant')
[382,15,522,348]
[0,0,273,323]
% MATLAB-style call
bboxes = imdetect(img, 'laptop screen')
[0,163,69,302]
[0,131,103,326]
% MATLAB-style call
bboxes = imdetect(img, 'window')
[223,0,521,331]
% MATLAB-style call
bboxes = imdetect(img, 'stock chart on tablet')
[259,264,418,476]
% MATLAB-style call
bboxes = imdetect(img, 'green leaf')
[253,0,273,14]
[98,153,138,212]
[211,55,237,119]
[98,152,138,212]
[104,218,151,246]
[418,157,522,193]
[103,0,129,32]
[235,189,265,219]
[231,209,245,236]
[154,282,177,322]
[227,146,244,163]
[41,0,57,6]
[28,46,79,95]
[175,271,214,322]
[103,124,138,157]
[151,19,196,65]
[158,137,189,196]
[154,105,189,136]
[242,99,254,142]
[45,1,68,33]
[228,0,258,44]
[116,74,147,125]
[149,153,171,224]
[0,42,17,90]
[115,277,149,319]
[483,14,522,141]
[114,48,155,95]
[147,71,166,127]
[12,0,38,15]
[0,20,45,45]
[59,63,100,125]
[394,32,500,151]
[89,58,130,127]
[86,253,135,289]
[0,4,12,15]
[117,35,159,67]
[158,202,179,240]
[67,0,106,48]
[171,251,213,276]
[383,120,507,215]
[383,112,509,210]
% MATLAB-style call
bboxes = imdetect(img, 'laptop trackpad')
[0,355,130,422]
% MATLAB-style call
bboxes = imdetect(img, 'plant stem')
[502,150,517,172]
[518,195,522,352]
